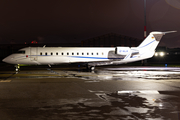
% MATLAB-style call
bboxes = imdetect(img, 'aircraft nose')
[2,57,8,63]
[2,57,11,64]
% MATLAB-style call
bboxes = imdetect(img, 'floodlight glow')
[154,52,158,56]
[160,52,164,57]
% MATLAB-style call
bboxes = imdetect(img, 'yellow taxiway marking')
[0,80,11,82]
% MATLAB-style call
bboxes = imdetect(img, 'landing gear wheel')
[86,64,95,72]
[90,66,95,71]
[86,66,95,72]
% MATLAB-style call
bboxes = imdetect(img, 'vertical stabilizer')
[138,31,176,51]
[137,31,176,59]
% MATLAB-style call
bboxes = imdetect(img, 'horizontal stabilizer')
[162,31,177,34]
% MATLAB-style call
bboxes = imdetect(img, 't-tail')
[113,31,176,64]
[135,31,176,60]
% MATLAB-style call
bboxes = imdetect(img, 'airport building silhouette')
[81,33,141,47]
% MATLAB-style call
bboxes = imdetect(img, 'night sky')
[0,0,180,48]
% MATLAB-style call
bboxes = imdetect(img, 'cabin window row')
[40,52,104,56]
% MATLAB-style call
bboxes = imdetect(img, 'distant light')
[31,40,38,44]
[160,52,164,57]
[154,52,158,56]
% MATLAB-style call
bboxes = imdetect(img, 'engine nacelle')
[115,47,131,55]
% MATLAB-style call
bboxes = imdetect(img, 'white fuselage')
[2,46,146,65]
[3,31,174,67]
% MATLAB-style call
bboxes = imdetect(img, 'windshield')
[16,50,25,54]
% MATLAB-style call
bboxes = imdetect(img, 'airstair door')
[30,47,38,61]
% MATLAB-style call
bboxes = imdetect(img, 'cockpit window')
[16,50,25,54]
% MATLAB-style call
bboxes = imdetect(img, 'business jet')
[2,31,176,71]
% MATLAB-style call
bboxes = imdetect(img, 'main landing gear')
[86,65,95,72]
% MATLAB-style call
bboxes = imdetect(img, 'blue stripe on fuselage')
[138,40,156,48]
[70,56,123,60]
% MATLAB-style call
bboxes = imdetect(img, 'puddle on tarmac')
[91,90,180,119]
[11,90,178,119]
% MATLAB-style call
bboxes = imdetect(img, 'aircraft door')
[30,47,38,61]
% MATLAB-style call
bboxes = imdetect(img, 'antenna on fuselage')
[43,45,46,48]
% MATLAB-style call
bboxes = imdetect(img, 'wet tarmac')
[0,64,180,120]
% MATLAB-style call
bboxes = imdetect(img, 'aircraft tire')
[86,65,95,72]
[90,66,95,71]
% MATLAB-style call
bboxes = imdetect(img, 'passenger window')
[92,53,93,55]
[72,53,74,55]
[51,52,53,55]
[67,52,69,55]
[77,53,79,55]
[97,53,98,55]
[56,52,58,55]
[45,52,47,55]
[62,53,63,55]
[102,52,104,55]
[82,53,84,55]
[87,53,89,55]
[40,52,42,55]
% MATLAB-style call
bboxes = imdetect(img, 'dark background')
[0,0,180,48]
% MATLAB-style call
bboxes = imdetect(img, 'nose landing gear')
[15,64,20,72]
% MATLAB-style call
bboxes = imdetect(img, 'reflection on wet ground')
[0,65,180,119]
[1,66,180,81]
[97,90,179,120]
[1,91,179,119]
